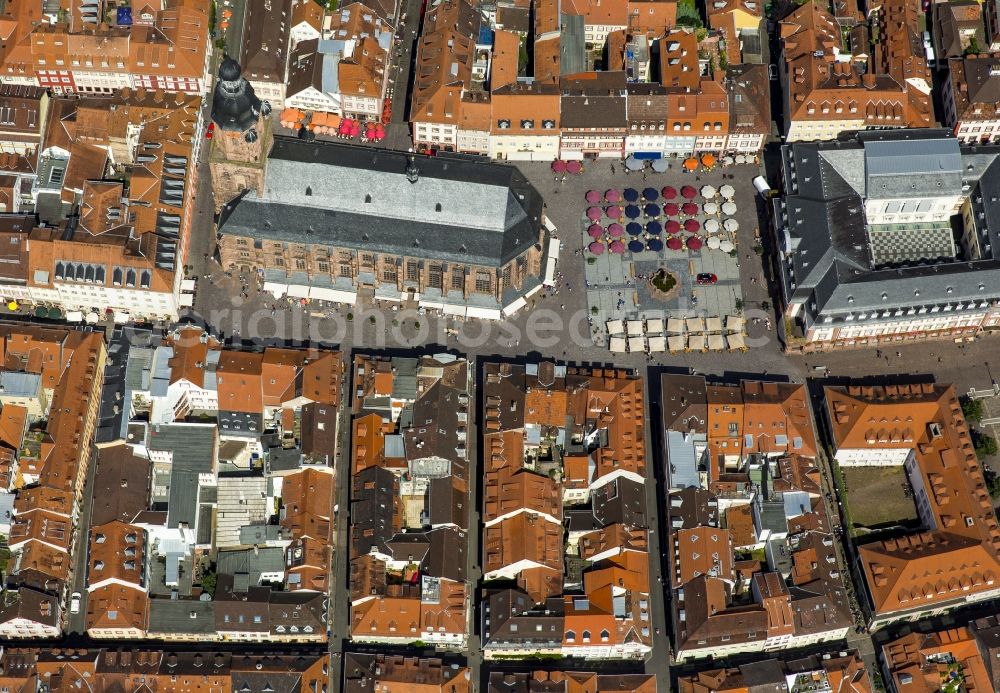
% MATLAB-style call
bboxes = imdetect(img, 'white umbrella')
[724,218,739,232]
[652,158,670,173]
[722,201,737,215]
[701,185,717,199]
[703,202,719,215]
[720,184,735,199]
[720,239,735,253]
[625,156,644,171]
[735,154,746,164]
[704,218,720,233]
[722,156,734,166]
[707,236,721,249]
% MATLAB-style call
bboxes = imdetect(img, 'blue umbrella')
[646,220,662,235]
[628,240,644,253]
[644,203,660,217]
[623,188,640,202]
[643,187,659,201]
[647,239,664,251]
[624,205,641,219]
[626,222,643,236]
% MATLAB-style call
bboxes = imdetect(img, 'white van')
[752,176,773,198]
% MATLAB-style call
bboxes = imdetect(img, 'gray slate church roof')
[217,139,544,268]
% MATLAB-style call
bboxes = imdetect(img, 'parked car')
[205,122,215,139]
[70,592,81,614]
[696,273,718,285]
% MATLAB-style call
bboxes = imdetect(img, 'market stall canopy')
[627,319,644,336]
[606,318,625,335]
[686,317,706,333]
[668,335,686,352]
[706,316,722,333]
[648,335,667,352]
[687,334,707,351]
[707,333,725,351]
[727,333,747,351]
[646,318,664,334]
[667,318,685,334]
[628,336,646,352]
[725,315,745,333]
[610,336,627,352]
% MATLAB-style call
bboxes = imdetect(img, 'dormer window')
[521,119,534,129]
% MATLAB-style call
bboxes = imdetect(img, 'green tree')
[975,433,998,459]
[962,397,984,423]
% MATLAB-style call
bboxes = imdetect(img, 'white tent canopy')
[685,317,706,333]
[646,318,665,334]
[648,336,667,352]
[726,315,745,333]
[706,316,722,333]
[668,335,686,352]
[687,334,707,351]
[609,336,627,352]
[627,319,644,336]
[628,336,646,352]
[666,318,685,334]
[708,333,725,351]
[606,319,625,335]
[727,332,747,350]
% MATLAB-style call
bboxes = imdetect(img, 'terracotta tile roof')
[827,383,1000,616]
[724,504,756,549]
[88,521,145,590]
[883,627,993,693]
[217,352,264,414]
[491,30,521,92]
[166,327,221,388]
[670,526,735,587]
[659,31,701,90]
[410,0,479,126]
[484,512,564,601]
[86,584,148,634]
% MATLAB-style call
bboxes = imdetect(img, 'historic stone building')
[216,138,550,318]
[209,57,272,212]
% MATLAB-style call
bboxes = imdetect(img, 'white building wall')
[833,447,911,467]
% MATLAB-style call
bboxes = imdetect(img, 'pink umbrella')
[662,186,677,199]
[586,190,601,204]
[606,205,622,219]
[365,127,376,139]
[681,185,697,199]
[684,219,701,232]
[663,202,679,216]
[552,160,567,173]
[682,202,699,215]
[605,189,621,203]
[609,240,625,254]
[667,236,683,250]
[666,220,681,234]
[587,207,602,221]
[589,241,606,255]
[349,122,361,136]
[588,224,604,238]
[338,121,351,136]
[567,160,582,174]
[608,223,624,237]
[686,236,703,250]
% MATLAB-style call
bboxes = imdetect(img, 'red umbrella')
[338,121,351,136]
[662,186,677,199]
[686,236,703,250]
[567,160,582,174]
[349,121,361,136]
[682,202,699,215]
[586,190,601,204]
[587,207,602,221]
[609,240,625,254]
[666,220,681,234]
[684,219,701,232]
[589,241,605,255]
[605,189,621,203]
[681,185,697,199]
[588,224,604,238]
[606,205,622,219]
[667,236,683,250]
[608,223,624,237]
[365,127,376,139]
[552,160,568,173]
[375,123,385,135]
[663,203,679,216]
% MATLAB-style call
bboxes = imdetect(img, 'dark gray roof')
[217,548,286,586]
[559,72,628,129]
[864,138,962,199]
[147,599,216,635]
[217,139,545,268]
[147,423,216,529]
[592,477,647,528]
[425,527,467,582]
[211,57,264,133]
[350,465,397,557]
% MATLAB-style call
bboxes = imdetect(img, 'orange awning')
[683,157,698,171]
